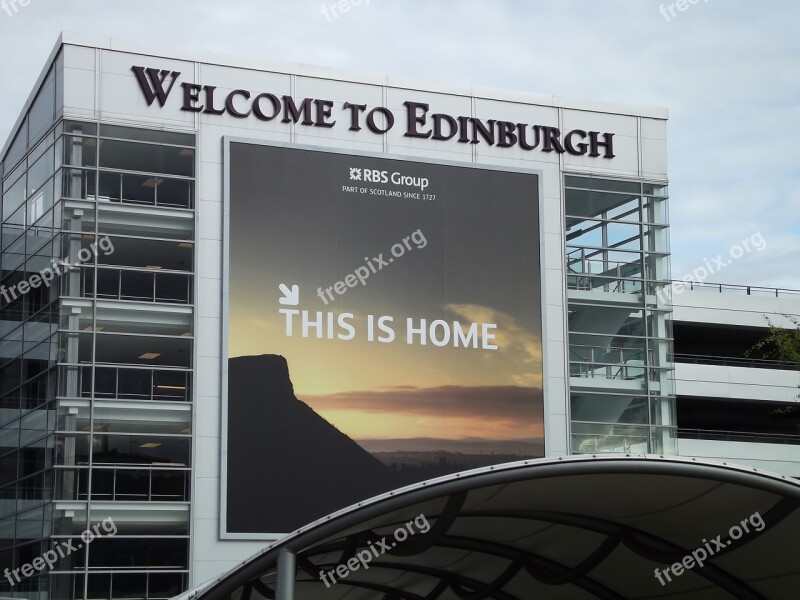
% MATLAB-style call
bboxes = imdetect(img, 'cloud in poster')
[446,303,542,386]
[302,383,544,441]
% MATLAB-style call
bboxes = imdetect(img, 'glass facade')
[565,175,676,454]
[1,116,195,599]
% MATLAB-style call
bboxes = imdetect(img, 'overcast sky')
[1,0,798,288]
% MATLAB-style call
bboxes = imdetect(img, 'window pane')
[571,393,649,424]
[565,188,640,219]
[156,177,193,209]
[63,135,97,168]
[27,178,53,225]
[60,168,97,201]
[99,140,194,177]
[64,121,97,136]
[28,146,54,197]
[112,572,148,600]
[28,69,56,144]
[29,131,55,165]
[565,175,640,194]
[87,537,188,569]
[148,572,186,599]
[3,175,26,222]
[4,118,28,170]
[121,173,156,205]
[100,124,194,147]
[90,434,190,466]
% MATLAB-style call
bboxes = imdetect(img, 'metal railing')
[675,280,800,298]
[80,266,193,304]
[95,170,194,209]
[566,251,645,294]
[678,428,800,445]
[58,364,191,402]
[64,571,188,600]
[672,353,800,371]
[571,433,650,453]
[55,466,191,502]
[569,344,651,381]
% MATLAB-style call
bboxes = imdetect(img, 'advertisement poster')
[225,142,543,534]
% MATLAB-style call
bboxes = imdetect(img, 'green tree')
[747,315,800,364]
[745,315,800,433]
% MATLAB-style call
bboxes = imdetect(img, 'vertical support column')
[275,549,296,600]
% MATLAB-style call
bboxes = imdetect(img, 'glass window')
[149,572,187,599]
[571,394,649,425]
[566,220,603,247]
[565,188,641,220]
[4,118,28,171]
[153,370,190,402]
[90,434,190,467]
[63,121,97,136]
[28,131,55,165]
[111,572,148,599]
[151,470,189,501]
[28,146,54,197]
[28,69,56,145]
[606,196,641,221]
[60,168,97,201]
[99,140,194,177]
[98,171,122,203]
[643,196,668,224]
[156,178,193,209]
[87,537,188,569]
[571,422,650,454]
[54,432,90,465]
[606,222,641,249]
[85,573,111,600]
[63,135,97,168]
[2,175,26,222]
[0,452,18,487]
[94,334,192,369]
[27,178,53,225]
[7,202,26,229]
[121,173,157,205]
[565,175,640,194]
[0,423,20,455]
[155,272,192,303]
[3,160,26,192]
[100,124,194,147]
[99,236,193,271]
[643,183,668,197]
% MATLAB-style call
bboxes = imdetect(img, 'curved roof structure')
[189,455,800,600]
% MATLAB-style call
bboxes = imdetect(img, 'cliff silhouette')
[226,354,541,533]
[226,354,397,533]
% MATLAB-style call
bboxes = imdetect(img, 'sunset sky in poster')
[228,143,543,445]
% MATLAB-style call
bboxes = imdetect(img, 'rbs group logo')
[348,166,429,191]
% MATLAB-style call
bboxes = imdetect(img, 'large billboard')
[223,141,544,536]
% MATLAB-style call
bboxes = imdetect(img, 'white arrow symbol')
[279,283,300,306]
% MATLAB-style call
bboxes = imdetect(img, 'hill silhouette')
[226,354,397,533]
[227,354,541,533]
